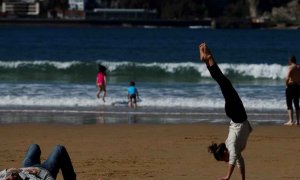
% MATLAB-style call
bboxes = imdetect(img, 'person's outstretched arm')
[236,157,246,180]
[220,164,235,180]
[103,75,107,87]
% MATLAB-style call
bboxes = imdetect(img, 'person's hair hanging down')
[98,64,107,75]
[208,143,227,161]
[199,43,252,180]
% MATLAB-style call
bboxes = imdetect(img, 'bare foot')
[284,121,293,126]
[199,43,206,62]
[199,43,213,62]
[199,43,215,67]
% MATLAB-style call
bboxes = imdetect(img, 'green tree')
[47,0,69,11]
[160,0,207,19]
[205,0,228,18]
[224,0,249,18]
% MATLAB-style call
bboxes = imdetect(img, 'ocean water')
[0,26,299,124]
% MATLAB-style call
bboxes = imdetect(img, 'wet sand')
[0,123,300,179]
[0,106,288,125]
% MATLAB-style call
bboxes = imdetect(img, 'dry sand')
[0,123,300,180]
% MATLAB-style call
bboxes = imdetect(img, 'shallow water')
[0,106,287,125]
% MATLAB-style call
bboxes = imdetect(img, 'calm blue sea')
[0,26,299,124]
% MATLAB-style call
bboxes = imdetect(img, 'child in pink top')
[96,64,107,102]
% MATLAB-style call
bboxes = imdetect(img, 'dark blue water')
[0,27,299,63]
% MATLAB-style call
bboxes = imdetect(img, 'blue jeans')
[22,144,76,180]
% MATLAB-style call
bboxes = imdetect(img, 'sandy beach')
[0,123,300,180]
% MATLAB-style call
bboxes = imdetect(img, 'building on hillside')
[86,8,157,20]
[64,0,85,19]
[47,0,85,20]
[1,0,41,17]
[69,0,84,11]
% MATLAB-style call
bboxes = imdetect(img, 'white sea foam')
[0,60,287,79]
[99,61,287,79]
[0,94,286,110]
[0,60,81,69]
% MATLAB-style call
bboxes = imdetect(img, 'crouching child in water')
[128,81,139,109]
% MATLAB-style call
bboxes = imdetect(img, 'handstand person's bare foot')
[199,43,207,62]
[199,43,215,66]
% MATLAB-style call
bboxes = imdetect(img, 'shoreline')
[1,18,297,29]
[0,106,287,125]
[0,18,212,28]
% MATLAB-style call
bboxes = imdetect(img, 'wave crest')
[0,60,287,81]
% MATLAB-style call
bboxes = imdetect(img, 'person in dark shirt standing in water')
[284,55,300,125]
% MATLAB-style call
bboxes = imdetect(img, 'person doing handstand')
[199,43,252,180]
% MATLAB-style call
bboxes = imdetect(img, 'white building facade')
[69,0,84,11]
[1,0,40,16]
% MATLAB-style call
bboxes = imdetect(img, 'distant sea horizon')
[0,17,283,29]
